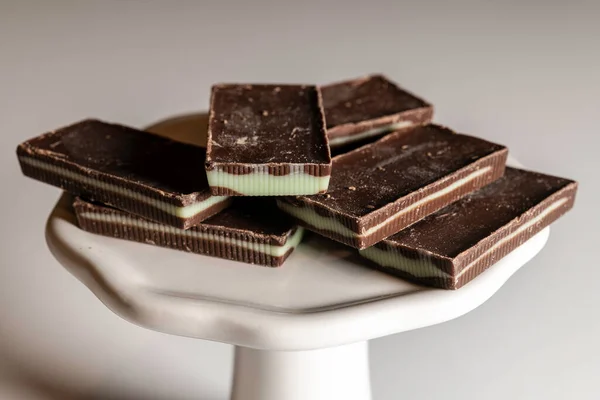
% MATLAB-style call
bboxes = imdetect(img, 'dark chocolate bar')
[205,84,332,196]
[277,125,508,249]
[321,74,433,148]
[360,167,578,289]
[73,197,304,267]
[17,119,231,229]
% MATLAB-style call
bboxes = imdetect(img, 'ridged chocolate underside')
[73,199,297,268]
[451,185,577,289]
[208,163,331,176]
[360,259,453,289]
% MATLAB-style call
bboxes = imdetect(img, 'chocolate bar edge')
[327,104,434,143]
[278,146,508,249]
[367,179,578,289]
[73,197,303,267]
[17,147,232,229]
[15,120,217,206]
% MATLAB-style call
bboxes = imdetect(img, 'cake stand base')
[232,341,371,400]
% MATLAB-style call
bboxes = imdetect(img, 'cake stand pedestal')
[43,114,550,400]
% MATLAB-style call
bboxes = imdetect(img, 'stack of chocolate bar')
[16,74,578,289]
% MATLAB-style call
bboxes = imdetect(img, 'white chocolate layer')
[276,166,492,239]
[207,165,330,196]
[360,197,568,281]
[79,211,305,258]
[328,120,415,147]
[20,156,229,218]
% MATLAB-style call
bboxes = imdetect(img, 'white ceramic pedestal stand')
[231,342,371,400]
[43,114,551,400]
[45,193,549,400]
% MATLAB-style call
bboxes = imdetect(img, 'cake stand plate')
[44,114,550,400]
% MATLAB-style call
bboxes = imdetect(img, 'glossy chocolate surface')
[383,167,577,257]
[304,125,506,217]
[206,84,330,168]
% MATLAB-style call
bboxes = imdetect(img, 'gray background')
[0,1,598,399]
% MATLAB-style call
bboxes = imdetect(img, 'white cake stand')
[43,114,550,400]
